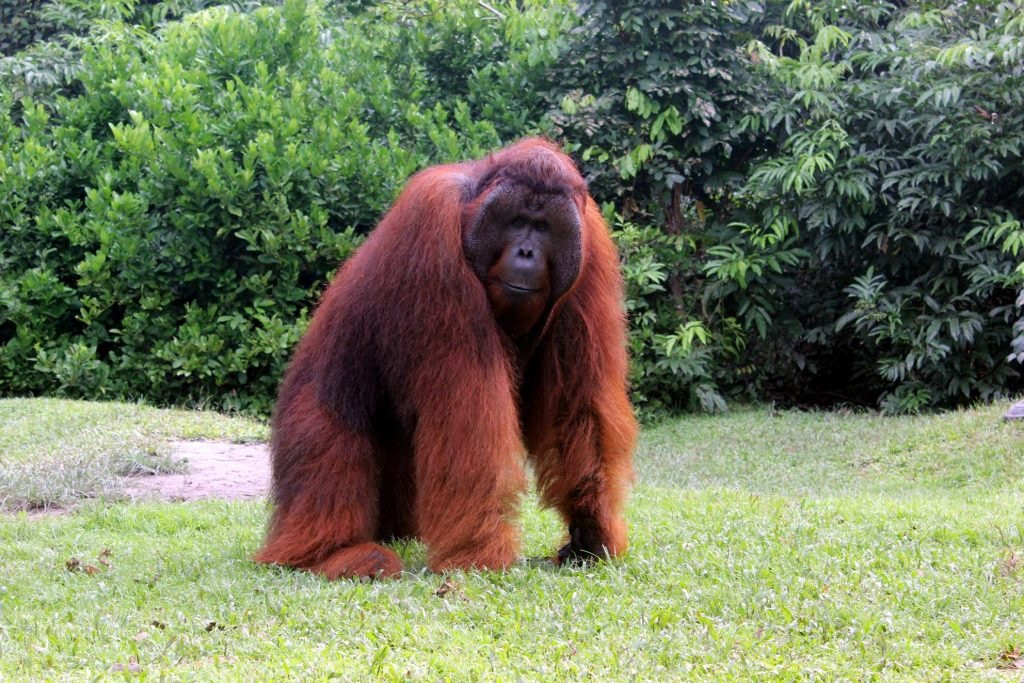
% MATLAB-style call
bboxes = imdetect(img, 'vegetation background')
[1,0,1022,417]
[2,3,1023,678]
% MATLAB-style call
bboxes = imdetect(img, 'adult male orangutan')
[254,138,636,579]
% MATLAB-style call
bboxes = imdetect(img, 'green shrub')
[549,0,1024,414]
[730,0,1024,412]
[545,0,786,413]
[0,0,570,413]
[0,1,58,56]
[0,0,242,102]
[8,0,1021,417]
[611,212,724,416]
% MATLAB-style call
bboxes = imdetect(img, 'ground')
[2,398,1023,679]
[124,441,270,502]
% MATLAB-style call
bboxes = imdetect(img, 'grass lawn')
[0,398,267,509]
[1,398,1023,680]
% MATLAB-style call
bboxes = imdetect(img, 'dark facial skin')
[463,182,582,339]
[485,214,553,337]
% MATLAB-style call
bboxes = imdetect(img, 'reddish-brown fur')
[253,138,636,578]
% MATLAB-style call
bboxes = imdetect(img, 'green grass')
[638,405,1024,494]
[0,398,267,509]
[1,398,1023,680]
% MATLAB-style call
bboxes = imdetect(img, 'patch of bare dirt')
[123,440,270,502]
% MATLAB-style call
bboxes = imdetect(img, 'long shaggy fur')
[254,138,636,578]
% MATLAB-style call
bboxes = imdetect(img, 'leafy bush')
[0,0,243,101]
[546,0,786,413]
[550,0,1023,414]
[0,0,570,413]
[5,0,1022,417]
[730,0,1024,411]
[0,0,59,56]
[611,212,723,415]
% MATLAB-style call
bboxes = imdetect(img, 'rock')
[1004,400,1024,421]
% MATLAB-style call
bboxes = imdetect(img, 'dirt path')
[124,440,271,502]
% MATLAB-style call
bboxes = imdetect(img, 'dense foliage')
[546,0,1024,414]
[0,1,57,56]
[2,0,1022,415]
[0,0,570,413]
[0,0,245,100]
[545,0,787,413]
[729,0,1024,412]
